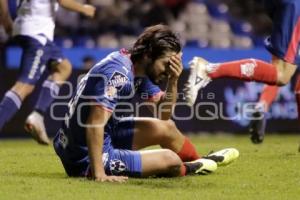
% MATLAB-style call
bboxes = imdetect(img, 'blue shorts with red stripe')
[13,35,64,85]
[264,0,300,65]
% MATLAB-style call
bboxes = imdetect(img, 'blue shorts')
[53,117,142,177]
[13,35,64,85]
[264,0,300,65]
[103,117,141,177]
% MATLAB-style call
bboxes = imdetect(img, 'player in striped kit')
[0,0,95,144]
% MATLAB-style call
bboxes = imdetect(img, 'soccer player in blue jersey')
[0,0,95,144]
[53,25,239,182]
[184,0,300,146]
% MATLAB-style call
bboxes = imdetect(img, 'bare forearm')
[86,126,105,178]
[157,52,183,120]
[159,80,178,120]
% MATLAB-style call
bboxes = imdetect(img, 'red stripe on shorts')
[284,17,300,63]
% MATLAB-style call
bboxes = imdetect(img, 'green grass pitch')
[1,134,300,200]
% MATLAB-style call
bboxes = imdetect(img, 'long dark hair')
[129,24,182,63]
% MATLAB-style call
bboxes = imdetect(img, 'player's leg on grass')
[25,41,72,145]
[139,149,217,177]
[97,147,217,178]
[54,132,216,179]
[108,117,218,175]
[129,117,200,162]
[127,117,238,166]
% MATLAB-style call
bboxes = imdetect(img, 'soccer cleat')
[24,111,50,145]
[184,158,217,175]
[184,57,211,106]
[203,148,239,166]
[249,110,267,144]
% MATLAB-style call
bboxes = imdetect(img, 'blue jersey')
[262,0,300,65]
[53,50,162,175]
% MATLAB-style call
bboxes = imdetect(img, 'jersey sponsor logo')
[28,49,44,79]
[108,71,129,89]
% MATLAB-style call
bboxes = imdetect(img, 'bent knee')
[161,149,182,168]
[162,150,182,176]
[163,120,177,133]
[161,149,182,176]
[274,60,296,86]
[157,120,178,140]
[276,72,292,86]
[165,120,176,128]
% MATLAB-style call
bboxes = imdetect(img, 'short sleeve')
[85,67,129,112]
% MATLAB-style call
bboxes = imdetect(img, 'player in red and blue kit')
[184,0,300,146]
[53,25,239,182]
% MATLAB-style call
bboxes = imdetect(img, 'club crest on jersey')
[108,71,128,89]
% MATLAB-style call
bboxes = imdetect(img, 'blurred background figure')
[82,56,95,71]
[0,0,96,145]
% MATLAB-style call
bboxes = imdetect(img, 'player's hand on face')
[83,4,96,18]
[168,52,183,82]
[94,175,128,183]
